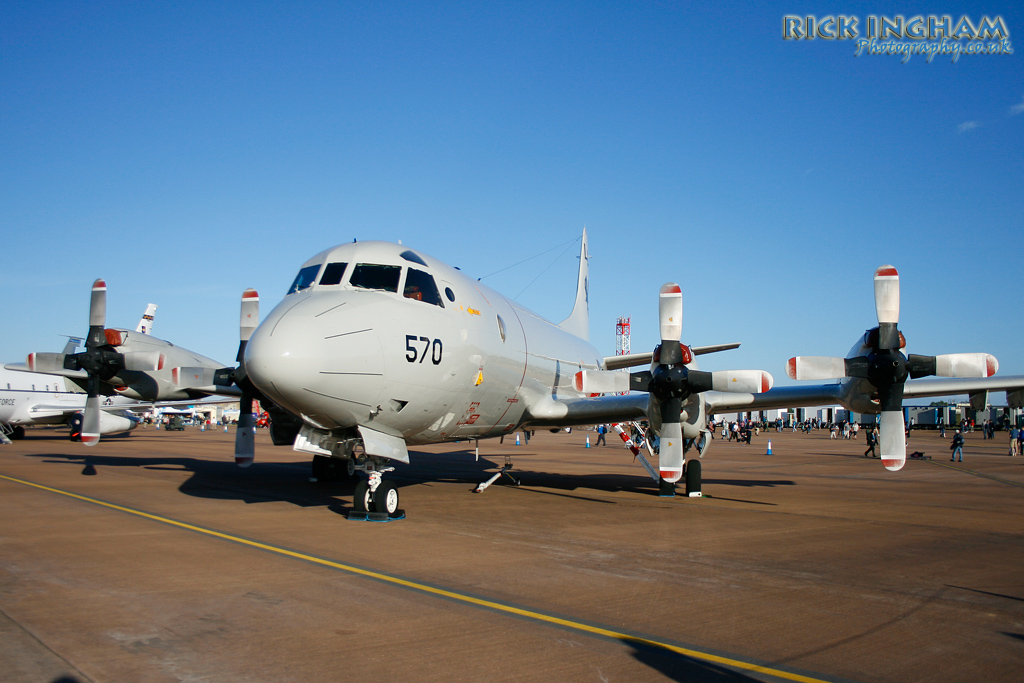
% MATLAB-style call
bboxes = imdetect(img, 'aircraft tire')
[10,426,25,440]
[685,459,702,497]
[353,480,371,512]
[373,481,399,515]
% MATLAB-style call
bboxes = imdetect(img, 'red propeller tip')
[986,356,997,377]
[82,434,100,445]
[243,289,259,299]
[92,279,107,290]
[761,372,771,393]
[874,265,898,278]
[786,357,797,380]
[660,283,681,294]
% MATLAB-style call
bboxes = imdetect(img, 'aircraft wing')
[23,403,141,420]
[707,384,848,413]
[522,393,649,428]
[521,382,852,428]
[602,343,741,370]
[902,375,1024,400]
[4,362,88,380]
[705,375,1024,414]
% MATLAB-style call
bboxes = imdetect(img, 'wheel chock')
[346,510,406,522]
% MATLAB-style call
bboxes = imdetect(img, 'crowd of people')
[590,415,1024,463]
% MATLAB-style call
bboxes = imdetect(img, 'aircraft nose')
[244,295,386,428]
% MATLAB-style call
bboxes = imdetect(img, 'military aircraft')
[7,283,237,445]
[0,304,163,442]
[176,230,780,515]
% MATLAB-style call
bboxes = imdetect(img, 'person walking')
[1009,426,1019,457]
[596,424,607,446]
[864,428,878,458]
[950,429,965,463]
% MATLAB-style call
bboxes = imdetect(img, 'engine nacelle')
[680,394,706,439]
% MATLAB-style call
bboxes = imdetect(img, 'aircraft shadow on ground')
[628,641,777,682]
[27,451,355,508]
[25,448,795,510]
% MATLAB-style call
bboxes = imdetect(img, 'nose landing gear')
[348,458,405,521]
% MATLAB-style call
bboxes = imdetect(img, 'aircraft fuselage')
[245,241,604,446]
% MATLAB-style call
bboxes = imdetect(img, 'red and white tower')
[615,317,631,356]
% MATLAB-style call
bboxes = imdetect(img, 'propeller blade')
[873,265,899,325]
[235,395,256,467]
[27,352,67,373]
[574,370,630,395]
[89,279,107,329]
[82,386,101,447]
[659,420,684,483]
[232,289,261,467]
[710,370,773,393]
[240,289,260,342]
[878,410,906,471]
[659,283,682,343]
[85,279,109,350]
[786,356,846,381]
[934,353,998,378]
[172,366,218,389]
[123,351,165,372]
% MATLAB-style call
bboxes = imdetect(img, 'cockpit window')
[404,268,444,307]
[318,262,348,286]
[400,250,428,266]
[350,264,401,293]
[288,264,321,295]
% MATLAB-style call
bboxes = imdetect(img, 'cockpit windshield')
[349,264,401,293]
[404,268,444,307]
[318,262,348,286]
[288,264,321,295]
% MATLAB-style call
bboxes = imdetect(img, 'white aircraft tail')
[558,228,589,341]
[136,304,158,334]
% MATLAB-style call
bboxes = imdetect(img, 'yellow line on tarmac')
[0,473,830,683]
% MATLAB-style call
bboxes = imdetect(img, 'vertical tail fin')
[558,228,590,341]
[136,304,158,334]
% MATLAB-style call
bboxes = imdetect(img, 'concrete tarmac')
[2,425,1023,683]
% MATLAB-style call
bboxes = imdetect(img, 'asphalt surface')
[1,425,1022,683]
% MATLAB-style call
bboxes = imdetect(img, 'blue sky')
[2,1,1022,390]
